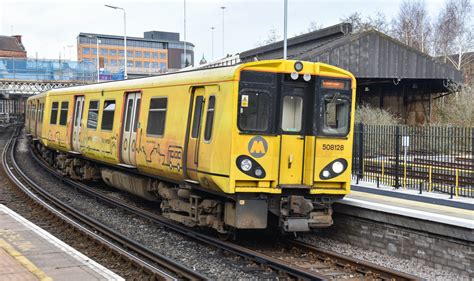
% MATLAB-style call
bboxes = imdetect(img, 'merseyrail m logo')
[248,136,268,158]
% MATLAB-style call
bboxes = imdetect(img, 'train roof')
[28,60,354,100]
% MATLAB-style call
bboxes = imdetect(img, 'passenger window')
[238,91,271,132]
[87,101,99,129]
[147,98,167,136]
[204,96,215,141]
[133,99,141,132]
[124,98,133,132]
[50,102,58,124]
[59,102,69,126]
[191,96,204,138]
[281,96,303,132]
[101,100,115,130]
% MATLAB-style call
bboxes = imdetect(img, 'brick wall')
[0,50,26,58]
[322,207,472,276]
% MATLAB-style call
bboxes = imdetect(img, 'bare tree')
[391,0,432,53]
[434,0,473,71]
[255,27,281,47]
[340,12,389,33]
[307,21,324,32]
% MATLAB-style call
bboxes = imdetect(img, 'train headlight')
[294,61,304,72]
[319,158,348,180]
[332,161,344,174]
[236,155,266,179]
[240,159,252,172]
[290,72,299,80]
[303,73,311,81]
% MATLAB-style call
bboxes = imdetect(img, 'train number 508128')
[322,144,344,151]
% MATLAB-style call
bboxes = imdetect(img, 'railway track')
[2,126,206,281]
[26,129,419,280]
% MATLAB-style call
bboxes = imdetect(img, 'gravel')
[12,129,268,280]
[298,234,470,281]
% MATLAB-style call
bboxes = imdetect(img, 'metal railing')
[352,124,474,198]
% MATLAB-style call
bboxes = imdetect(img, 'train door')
[34,100,40,137]
[72,96,85,153]
[185,87,206,182]
[278,83,307,185]
[121,92,141,167]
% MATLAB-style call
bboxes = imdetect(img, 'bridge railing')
[0,57,96,82]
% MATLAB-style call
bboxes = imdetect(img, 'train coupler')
[280,195,333,232]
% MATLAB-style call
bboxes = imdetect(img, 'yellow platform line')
[0,239,52,281]
[348,190,474,216]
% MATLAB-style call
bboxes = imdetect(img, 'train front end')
[228,60,356,232]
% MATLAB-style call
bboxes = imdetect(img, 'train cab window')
[87,101,99,129]
[101,100,115,131]
[281,96,303,132]
[204,96,215,141]
[147,97,167,136]
[50,102,58,124]
[321,93,350,136]
[238,90,271,132]
[59,102,68,126]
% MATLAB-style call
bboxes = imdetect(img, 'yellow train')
[26,60,356,233]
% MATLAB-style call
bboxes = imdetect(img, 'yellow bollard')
[403,162,407,191]
[455,169,459,197]
[428,166,432,193]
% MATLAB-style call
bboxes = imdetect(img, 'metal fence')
[352,124,474,198]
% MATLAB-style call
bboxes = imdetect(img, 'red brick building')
[0,35,27,58]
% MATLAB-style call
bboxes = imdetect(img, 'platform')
[0,204,123,280]
[335,182,474,241]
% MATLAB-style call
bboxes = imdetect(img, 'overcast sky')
[1,0,446,63]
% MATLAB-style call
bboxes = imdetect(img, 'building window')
[160,53,167,59]
[144,62,150,68]
[110,59,117,66]
[135,51,142,57]
[152,52,158,59]
[119,50,124,56]
[135,61,142,67]
[144,52,150,58]
[147,98,167,136]
[82,47,90,55]
[151,62,158,69]
[59,102,68,126]
[160,62,166,70]
[100,48,108,55]
[127,61,133,67]
[101,100,115,131]
[82,58,90,63]
[127,50,133,57]
[119,60,124,66]
[50,102,58,125]
[87,100,99,129]
[92,48,97,55]
[110,49,117,56]
[204,96,215,141]
[103,59,108,65]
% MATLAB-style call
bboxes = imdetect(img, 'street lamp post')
[211,26,215,61]
[220,6,226,57]
[105,4,127,80]
[283,0,288,60]
[183,0,187,67]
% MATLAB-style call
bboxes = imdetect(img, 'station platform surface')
[0,204,123,280]
[339,181,473,231]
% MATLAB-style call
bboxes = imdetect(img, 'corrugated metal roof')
[240,25,462,82]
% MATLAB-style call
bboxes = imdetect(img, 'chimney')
[13,35,22,44]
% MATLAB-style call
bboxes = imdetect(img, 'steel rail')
[29,138,419,280]
[3,127,206,281]
[287,240,419,281]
